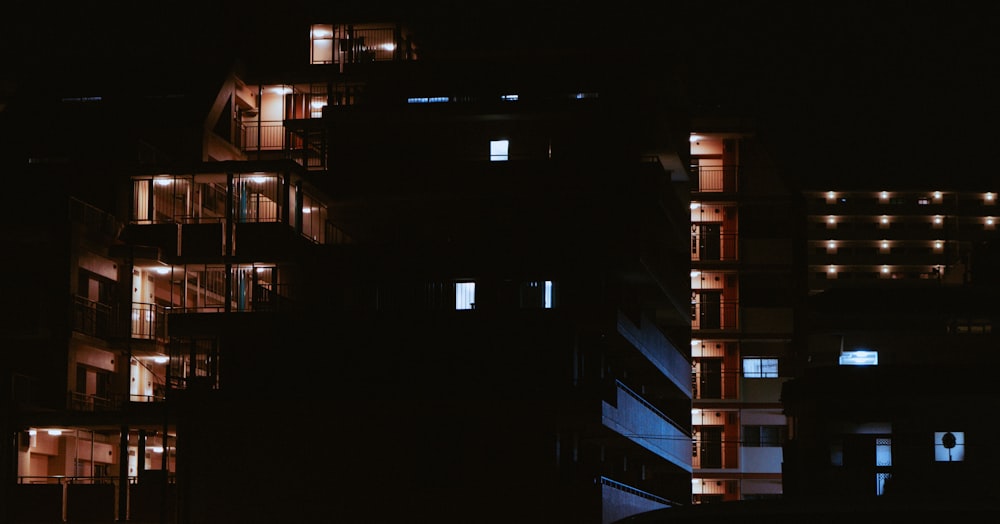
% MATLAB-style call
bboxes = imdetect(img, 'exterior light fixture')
[827,216,836,224]
[828,266,836,273]
[880,216,889,224]
[934,191,942,199]
[988,218,995,226]
[827,191,835,199]
[155,267,170,275]
[881,241,889,249]
[880,191,888,200]
[935,241,943,249]
[987,193,995,201]
[934,216,943,224]
[882,266,890,273]
[827,240,835,249]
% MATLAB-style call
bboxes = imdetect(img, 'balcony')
[602,380,692,471]
[691,166,738,193]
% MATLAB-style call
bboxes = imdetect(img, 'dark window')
[743,425,785,447]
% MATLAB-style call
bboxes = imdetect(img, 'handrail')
[599,476,679,507]
[615,380,689,436]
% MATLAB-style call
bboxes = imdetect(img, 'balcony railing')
[691,166,738,193]
[691,300,739,331]
[130,303,167,341]
[72,296,113,339]
[68,391,120,412]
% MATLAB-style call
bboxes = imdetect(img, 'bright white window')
[490,140,509,161]
[742,357,778,378]
[455,282,476,310]
[934,431,965,462]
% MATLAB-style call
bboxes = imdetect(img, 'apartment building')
[4,20,695,524]
[687,118,799,502]
[778,189,1000,502]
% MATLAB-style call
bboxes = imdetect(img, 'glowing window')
[455,282,476,310]
[742,357,778,378]
[490,139,509,161]
[520,280,555,308]
[934,431,965,462]
[310,24,334,64]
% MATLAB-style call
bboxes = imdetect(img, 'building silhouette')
[2,19,696,524]
[779,188,1000,504]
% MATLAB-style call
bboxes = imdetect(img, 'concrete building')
[3,19,695,524]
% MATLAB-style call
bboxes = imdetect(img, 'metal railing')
[69,197,121,238]
[68,391,119,411]
[72,295,113,338]
[691,166,738,192]
[690,300,740,331]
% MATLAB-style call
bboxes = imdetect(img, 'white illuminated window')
[310,24,334,64]
[742,357,778,378]
[455,281,476,310]
[934,431,964,462]
[490,139,509,161]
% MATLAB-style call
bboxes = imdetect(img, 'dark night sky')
[5,2,999,189]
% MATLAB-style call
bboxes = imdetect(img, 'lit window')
[520,280,555,308]
[310,24,334,64]
[934,431,965,462]
[455,281,476,310]
[490,139,509,161]
[742,357,778,378]
[839,350,878,366]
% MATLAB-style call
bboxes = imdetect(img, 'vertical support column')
[118,426,128,521]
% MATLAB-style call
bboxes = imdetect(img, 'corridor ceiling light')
[153,356,168,364]
[155,267,170,275]
[690,203,701,209]
[47,429,63,436]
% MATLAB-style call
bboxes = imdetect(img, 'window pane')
[490,140,509,161]
[455,282,476,310]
